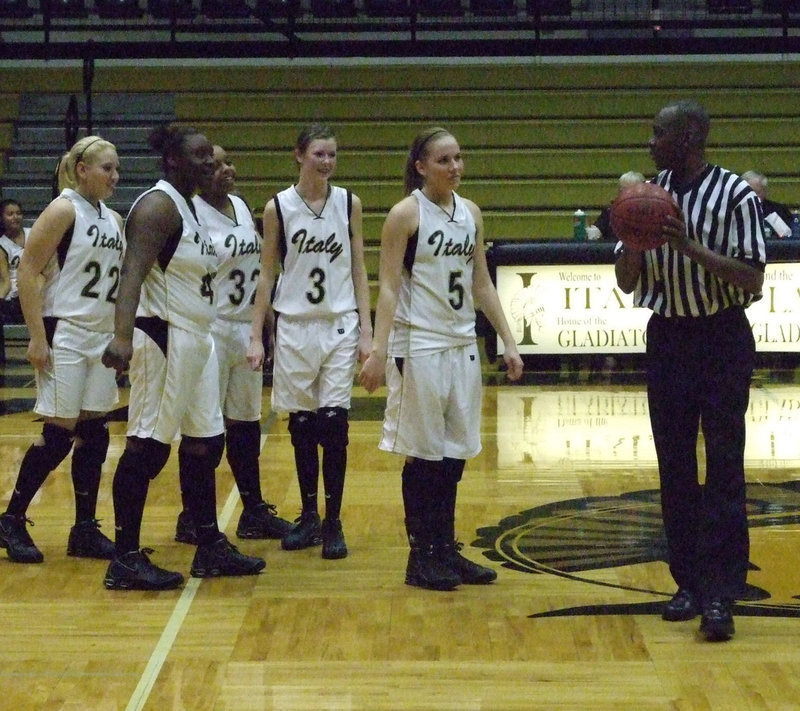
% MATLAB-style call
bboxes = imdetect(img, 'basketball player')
[174,144,292,544]
[0,137,123,564]
[0,198,29,324]
[615,100,766,641]
[101,125,265,590]
[247,123,373,560]
[359,127,524,591]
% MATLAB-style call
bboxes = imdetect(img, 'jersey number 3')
[306,267,326,305]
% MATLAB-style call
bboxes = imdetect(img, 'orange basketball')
[609,182,681,251]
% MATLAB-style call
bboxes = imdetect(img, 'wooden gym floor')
[2,345,800,711]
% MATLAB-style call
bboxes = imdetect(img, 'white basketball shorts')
[271,311,359,414]
[126,320,224,443]
[212,318,262,422]
[380,342,482,461]
[34,319,118,419]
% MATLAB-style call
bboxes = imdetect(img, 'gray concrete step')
[19,92,174,122]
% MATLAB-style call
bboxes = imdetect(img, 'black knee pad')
[36,422,75,471]
[180,434,225,470]
[73,417,110,469]
[317,407,349,450]
[225,421,261,463]
[288,411,318,449]
[123,437,171,480]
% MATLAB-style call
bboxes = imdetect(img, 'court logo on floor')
[473,483,800,618]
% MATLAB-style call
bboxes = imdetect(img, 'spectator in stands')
[587,171,646,242]
[0,137,123,564]
[0,198,29,324]
[741,170,793,239]
[359,126,523,590]
[101,124,265,590]
[247,123,373,560]
[174,144,292,545]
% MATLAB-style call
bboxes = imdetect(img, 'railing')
[2,0,800,59]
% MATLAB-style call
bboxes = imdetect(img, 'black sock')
[71,418,109,524]
[6,423,74,517]
[112,449,151,555]
[225,421,263,511]
[179,437,222,545]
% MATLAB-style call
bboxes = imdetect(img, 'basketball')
[609,182,681,250]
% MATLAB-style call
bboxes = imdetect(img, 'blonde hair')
[55,135,116,192]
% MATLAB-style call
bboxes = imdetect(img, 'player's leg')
[68,415,115,559]
[437,345,495,584]
[282,410,322,550]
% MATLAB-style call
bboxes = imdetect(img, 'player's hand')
[246,339,265,371]
[358,352,385,393]
[26,334,52,373]
[503,346,524,382]
[102,337,133,376]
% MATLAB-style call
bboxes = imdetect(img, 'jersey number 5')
[449,270,464,310]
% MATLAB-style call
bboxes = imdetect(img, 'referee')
[615,100,766,641]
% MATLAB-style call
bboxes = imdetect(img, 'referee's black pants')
[646,306,753,603]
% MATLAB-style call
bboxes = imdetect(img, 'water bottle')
[573,209,587,241]
[792,211,800,240]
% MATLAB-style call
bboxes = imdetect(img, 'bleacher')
[3,58,800,316]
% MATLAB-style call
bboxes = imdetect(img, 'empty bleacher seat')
[201,0,252,18]
[707,0,752,12]
[310,0,358,17]
[526,0,571,16]
[471,0,516,15]
[96,0,144,18]
[257,0,302,17]
[0,0,33,17]
[46,0,89,17]
[364,0,410,16]
[148,0,195,18]
[418,0,464,16]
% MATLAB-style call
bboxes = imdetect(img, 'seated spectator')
[742,170,793,239]
[587,171,646,242]
[0,198,29,324]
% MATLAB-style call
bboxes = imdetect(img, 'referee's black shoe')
[191,534,266,577]
[700,599,735,642]
[662,588,700,621]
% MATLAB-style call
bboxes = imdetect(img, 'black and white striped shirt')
[634,164,766,318]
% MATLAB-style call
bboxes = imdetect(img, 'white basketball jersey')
[0,227,28,300]
[132,179,217,335]
[193,193,260,323]
[271,185,356,319]
[41,190,123,332]
[389,189,477,356]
